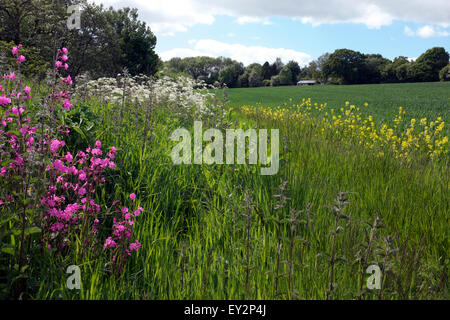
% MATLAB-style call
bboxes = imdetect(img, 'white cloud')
[404,25,449,38]
[93,0,450,35]
[159,39,312,66]
[404,26,415,36]
[417,25,436,38]
[226,33,236,37]
[235,16,273,25]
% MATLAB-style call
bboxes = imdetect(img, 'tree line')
[0,0,161,81]
[1,1,448,86]
[164,47,450,87]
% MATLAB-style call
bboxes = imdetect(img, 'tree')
[279,66,293,85]
[218,61,244,87]
[0,0,162,80]
[108,7,161,76]
[261,61,273,80]
[439,65,450,81]
[323,49,367,84]
[271,57,284,75]
[362,54,391,84]
[284,60,301,84]
[270,75,280,86]
[409,47,449,82]
[248,68,262,87]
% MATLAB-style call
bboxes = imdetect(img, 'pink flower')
[78,187,86,196]
[64,75,72,85]
[8,72,16,80]
[12,47,19,55]
[104,237,117,249]
[61,55,68,62]
[0,95,11,106]
[24,86,31,95]
[62,48,69,54]
[55,61,62,68]
[64,152,73,162]
[78,171,87,181]
[17,55,26,63]
[64,63,69,70]
[50,139,64,153]
[129,241,141,251]
[129,193,136,200]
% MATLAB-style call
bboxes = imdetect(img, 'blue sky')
[93,0,450,66]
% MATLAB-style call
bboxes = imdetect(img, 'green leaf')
[24,227,41,236]
[1,245,15,255]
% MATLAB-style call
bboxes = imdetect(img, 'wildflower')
[64,75,73,86]
[50,139,64,153]
[0,95,11,105]
[129,241,141,251]
[78,188,87,196]
[130,193,136,200]
[17,55,26,63]
[24,86,31,95]
[12,47,19,55]
[104,237,117,249]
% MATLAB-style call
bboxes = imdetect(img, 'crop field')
[1,48,449,301]
[215,82,450,128]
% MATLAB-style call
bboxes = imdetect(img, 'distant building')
[297,80,317,86]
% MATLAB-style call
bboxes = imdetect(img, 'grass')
[215,82,450,125]
[2,80,449,300]
[32,91,448,300]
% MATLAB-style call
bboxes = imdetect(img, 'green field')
[216,82,450,123]
[2,74,449,300]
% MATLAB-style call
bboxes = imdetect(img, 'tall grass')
[23,87,448,300]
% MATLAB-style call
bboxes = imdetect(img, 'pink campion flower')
[61,55,68,62]
[78,171,87,181]
[8,72,16,80]
[95,140,101,148]
[64,75,72,85]
[78,187,87,196]
[129,241,141,251]
[104,237,117,249]
[130,193,136,200]
[121,207,129,214]
[50,222,64,231]
[50,139,64,152]
[63,98,73,110]
[55,61,62,68]
[64,152,73,162]
[64,63,69,70]
[24,86,31,95]
[0,95,11,105]
[12,47,19,55]
[17,55,26,63]
[62,47,68,54]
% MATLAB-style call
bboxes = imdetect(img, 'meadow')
[215,82,450,129]
[0,47,448,300]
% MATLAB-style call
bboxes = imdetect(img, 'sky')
[92,0,450,66]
